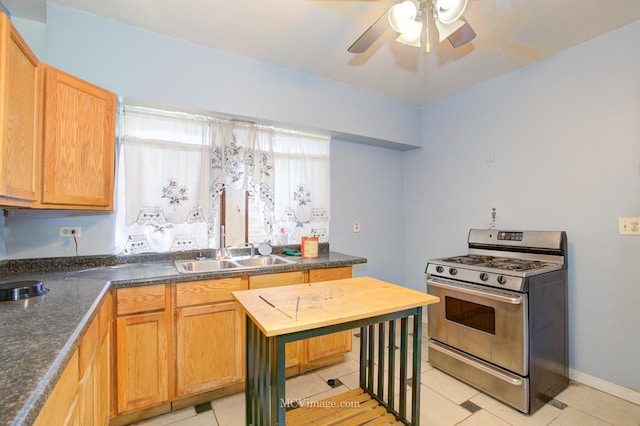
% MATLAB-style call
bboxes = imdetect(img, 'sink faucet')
[216,247,232,260]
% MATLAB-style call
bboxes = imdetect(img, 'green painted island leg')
[244,306,424,425]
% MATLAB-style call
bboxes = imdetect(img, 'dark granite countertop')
[0,249,366,426]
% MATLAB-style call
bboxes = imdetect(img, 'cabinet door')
[33,350,79,426]
[78,322,111,426]
[305,267,353,363]
[0,14,39,206]
[95,305,111,425]
[40,65,115,209]
[116,310,170,413]
[248,271,304,367]
[78,362,94,426]
[175,301,244,397]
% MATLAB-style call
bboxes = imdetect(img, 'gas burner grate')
[441,255,494,265]
[486,258,548,271]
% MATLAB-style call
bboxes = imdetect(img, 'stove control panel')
[425,263,524,291]
[498,231,523,241]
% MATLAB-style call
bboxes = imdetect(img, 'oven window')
[445,296,496,335]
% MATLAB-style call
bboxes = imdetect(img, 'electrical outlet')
[618,218,640,235]
[353,220,361,233]
[59,226,81,238]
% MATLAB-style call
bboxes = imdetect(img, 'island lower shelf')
[286,388,403,425]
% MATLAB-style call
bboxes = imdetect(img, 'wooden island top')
[232,276,439,337]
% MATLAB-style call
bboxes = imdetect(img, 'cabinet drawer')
[308,267,352,282]
[116,285,166,316]
[249,271,304,289]
[176,277,246,308]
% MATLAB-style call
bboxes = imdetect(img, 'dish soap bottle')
[277,227,288,245]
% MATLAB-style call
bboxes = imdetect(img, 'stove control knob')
[449,268,458,276]
[435,266,444,273]
[479,273,489,281]
[497,275,507,285]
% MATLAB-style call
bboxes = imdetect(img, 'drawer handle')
[428,279,522,305]
[429,341,523,386]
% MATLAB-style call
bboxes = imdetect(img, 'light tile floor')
[134,332,640,426]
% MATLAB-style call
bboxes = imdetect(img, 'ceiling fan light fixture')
[434,0,467,24]
[396,33,422,47]
[388,0,418,33]
[400,19,423,42]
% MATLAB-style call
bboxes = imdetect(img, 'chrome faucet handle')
[195,252,206,260]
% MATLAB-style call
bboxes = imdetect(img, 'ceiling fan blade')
[434,18,465,42]
[347,9,390,54]
[447,18,476,48]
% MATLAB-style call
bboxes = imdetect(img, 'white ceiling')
[5,0,640,106]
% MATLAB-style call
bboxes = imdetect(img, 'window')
[115,102,330,254]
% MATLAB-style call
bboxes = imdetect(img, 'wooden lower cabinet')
[34,294,112,426]
[115,284,170,414]
[33,350,79,426]
[95,325,111,424]
[78,292,112,426]
[115,309,170,413]
[114,279,248,418]
[174,278,247,397]
[36,266,355,424]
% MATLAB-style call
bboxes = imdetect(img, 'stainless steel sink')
[174,255,296,274]
[234,255,296,267]
[175,259,241,273]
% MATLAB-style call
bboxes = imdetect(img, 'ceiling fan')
[348,0,476,54]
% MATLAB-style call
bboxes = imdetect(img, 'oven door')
[427,276,528,375]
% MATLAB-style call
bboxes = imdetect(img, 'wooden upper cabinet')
[39,64,116,210]
[0,13,40,207]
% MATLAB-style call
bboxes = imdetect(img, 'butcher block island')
[232,276,440,425]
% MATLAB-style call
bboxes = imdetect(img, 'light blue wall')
[44,5,421,150]
[330,139,405,285]
[404,21,640,393]
[9,16,46,60]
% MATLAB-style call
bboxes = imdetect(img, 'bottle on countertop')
[277,227,288,245]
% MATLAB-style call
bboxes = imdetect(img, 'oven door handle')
[429,341,524,386]
[427,279,523,305]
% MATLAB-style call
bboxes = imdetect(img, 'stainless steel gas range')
[426,229,568,414]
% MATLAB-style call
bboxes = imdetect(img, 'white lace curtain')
[209,121,275,240]
[115,107,211,253]
[115,103,329,254]
[272,132,331,243]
